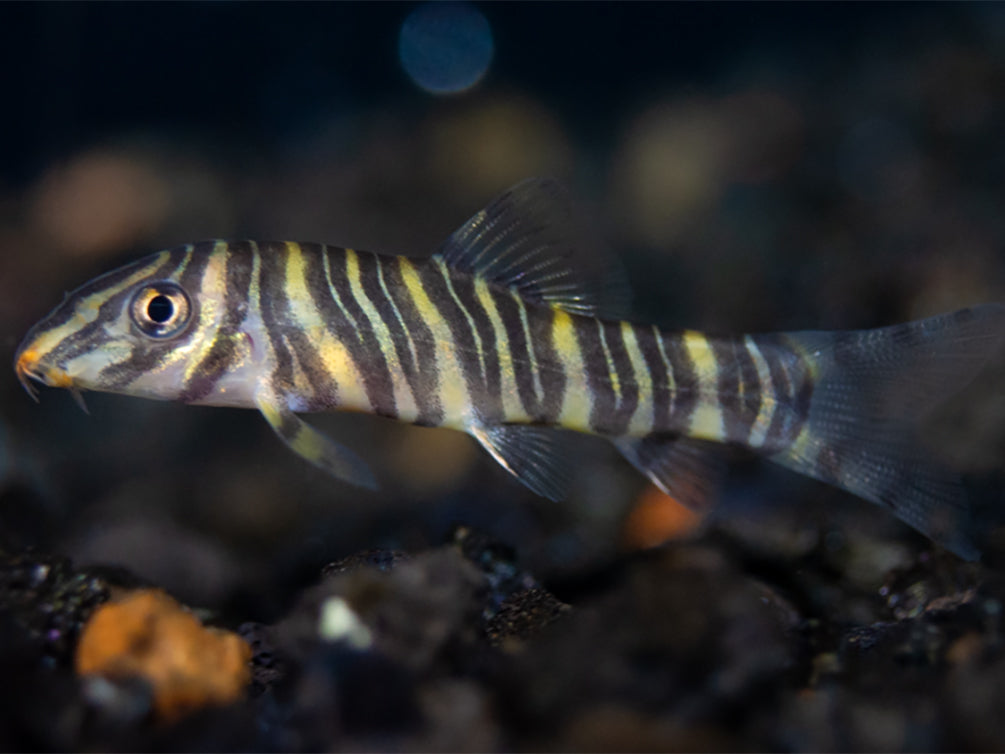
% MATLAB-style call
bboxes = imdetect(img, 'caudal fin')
[771,305,1005,560]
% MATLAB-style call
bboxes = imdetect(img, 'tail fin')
[770,305,1005,560]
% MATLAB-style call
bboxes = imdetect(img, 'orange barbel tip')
[14,348,41,401]
[15,346,75,399]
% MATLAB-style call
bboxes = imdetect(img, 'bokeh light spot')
[424,96,572,195]
[399,2,494,95]
[29,150,171,258]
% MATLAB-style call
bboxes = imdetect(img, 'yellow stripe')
[515,295,543,408]
[772,347,805,452]
[376,258,424,417]
[622,322,652,435]
[743,336,777,448]
[275,243,353,409]
[652,324,677,396]
[682,330,724,441]
[346,249,417,421]
[182,241,230,383]
[314,246,372,411]
[245,241,280,395]
[438,256,486,399]
[786,425,819,469]
[399,258,469,428]
[475,277,526,421]
[281,242,322,406]
[597,323,621,403]
[65,249,200,386]
[551,308,590,432]
[247,241,268,359]
[28,251,172,362]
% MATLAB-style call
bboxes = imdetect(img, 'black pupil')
[147,295,174,324]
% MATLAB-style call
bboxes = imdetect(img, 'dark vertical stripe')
[791,352,814,435]
[756,335,812,451]
[444,268,504,422]
[416,259,487,412]
[659,331,699,435]
[362,255,440,425]
[524,299,566,424]
[345,248,399,418]
[59,247,190,367]
[258,241,295,397]
[736,338,763,442]
[710,339,741,441]
[179,242,254,403]
[98,246,213,389]
[739,341,763,440]
[260,241,338,407]
[489,287,541,419]
[300,245,395,416]
[176,241,214,298]
[709,338,762,444]
[39,250,182,335]
[634,324,671,433]
[761,336,795,448]
[383,258,443,425]
[599,320,638,435]
[575,317,618,433]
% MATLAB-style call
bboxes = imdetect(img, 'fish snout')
[14,344,73,400]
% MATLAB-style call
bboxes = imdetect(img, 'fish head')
[14,242,261,407]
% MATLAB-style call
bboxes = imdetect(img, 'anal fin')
[255,389,377,490]
[470,423,571,501]
[614,435,725,513]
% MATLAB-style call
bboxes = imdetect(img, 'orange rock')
[75,589,251,722]
[622,485,705,550]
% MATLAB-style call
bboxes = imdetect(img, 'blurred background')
[1,2,1003,618]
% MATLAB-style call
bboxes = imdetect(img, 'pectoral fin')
[255,390,377,490]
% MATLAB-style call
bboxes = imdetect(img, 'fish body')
[14,179,1005,558]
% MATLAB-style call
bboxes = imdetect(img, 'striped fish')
[14,179,1005,558]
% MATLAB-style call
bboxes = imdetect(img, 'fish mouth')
[14,347,75,402]
[15,348,44,401]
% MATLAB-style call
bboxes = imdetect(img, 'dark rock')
[451,524,572,643]
[0,551,111,666]
[321,549,411,577]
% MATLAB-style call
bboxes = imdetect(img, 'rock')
[75,589,252,723]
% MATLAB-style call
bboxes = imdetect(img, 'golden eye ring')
[129,282,192,339]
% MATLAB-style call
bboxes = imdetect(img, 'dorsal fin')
[437,178,630,319]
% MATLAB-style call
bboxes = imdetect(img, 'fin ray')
[470,423,572,500]
[255,388,377,490]
[438,178,630,318]
[773,304,1005,560]
[614,435,724,513]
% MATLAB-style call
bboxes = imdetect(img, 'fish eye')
[130,282,192,339]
